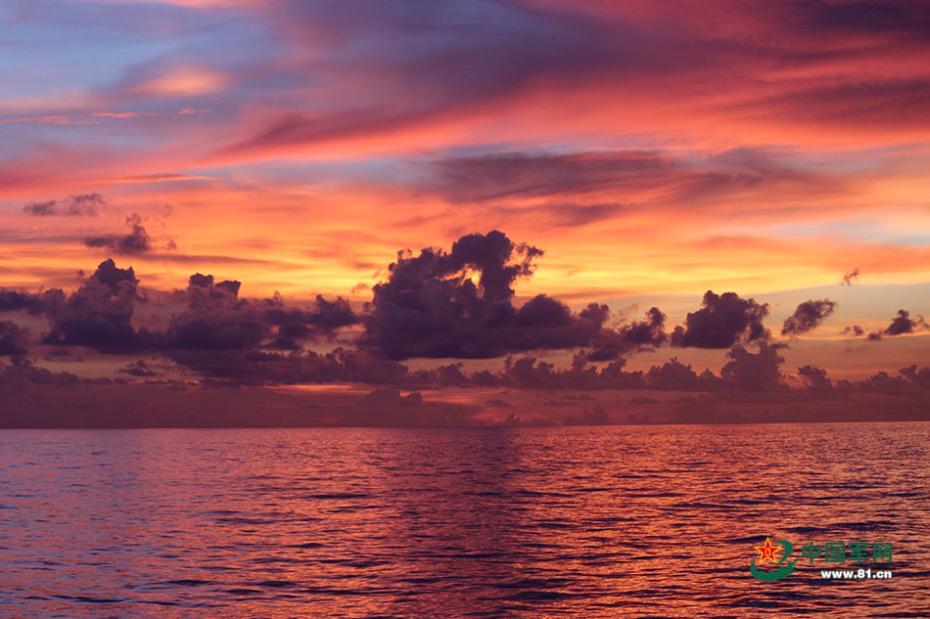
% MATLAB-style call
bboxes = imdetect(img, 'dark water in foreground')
[0,423,928,618]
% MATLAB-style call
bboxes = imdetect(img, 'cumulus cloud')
[84,213,153,254]
[42,259,142,352]
[361,231,663,361]
[0,222,924,399]
[671,291,769,348]
[584,306,666,361]
[362,230,616,359]
[781,299,837,336]
[884,309,928,335]
[265,294,357,350]
[1,256,359,360]
[166,274,263,350]
[23,193,106,217]
[166,273,358,352]
[868,309,929,340]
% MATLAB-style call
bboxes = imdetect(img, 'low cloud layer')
[0,228,926,398]
[0,321,29,355]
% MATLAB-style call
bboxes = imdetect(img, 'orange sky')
[1,0,929,378]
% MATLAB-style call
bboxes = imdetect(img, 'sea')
[0,423,928,617]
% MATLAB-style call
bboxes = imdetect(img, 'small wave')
[163,579,213,587]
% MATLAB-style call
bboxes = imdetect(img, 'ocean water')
[0,423,928,617]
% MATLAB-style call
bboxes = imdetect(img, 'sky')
[1,0,930,407]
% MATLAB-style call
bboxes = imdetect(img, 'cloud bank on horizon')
[0,230,927,398]
[0,0,928,389]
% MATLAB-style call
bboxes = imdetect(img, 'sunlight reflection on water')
[0,423,928,617]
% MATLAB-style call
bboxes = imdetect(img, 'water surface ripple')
[0,423,928,617]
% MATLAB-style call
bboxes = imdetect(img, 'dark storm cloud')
[781,299,837,336]
[23,193,105,217]
[166,273,358,352]
[42,259,143,352]
[868,309,929,340]
[671,291,769,349]
[166,291,265,351]
[84,213,153,255]
[166,281,253,350]
[0,321,29,355]
[1,256,358,359]
[361,230,635,359]
[7,230,662,365]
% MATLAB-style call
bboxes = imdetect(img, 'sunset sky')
[2,0,929,386]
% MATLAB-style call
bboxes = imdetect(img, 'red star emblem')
[755,538,781,564]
